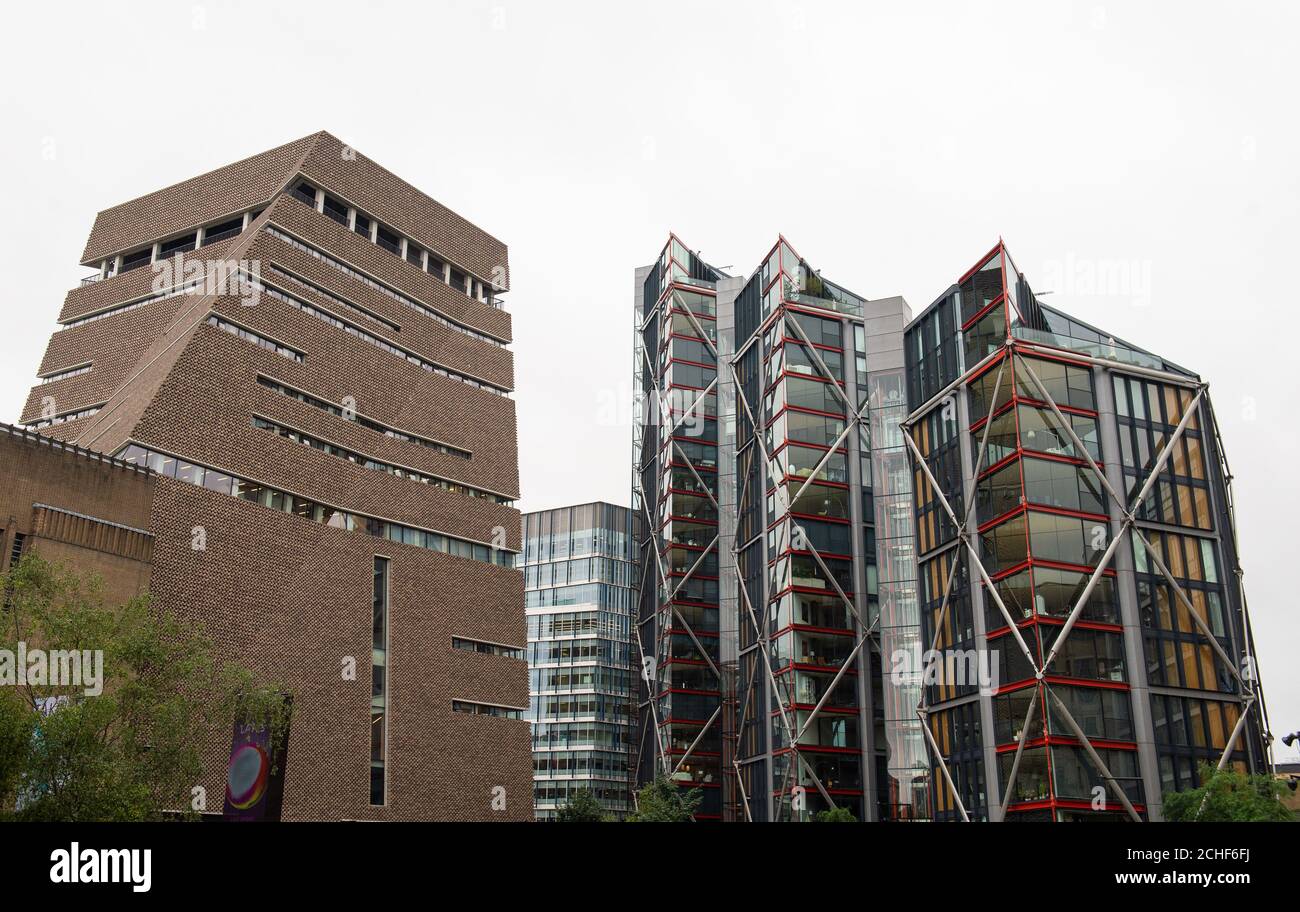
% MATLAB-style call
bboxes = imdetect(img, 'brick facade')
[7,132,533,821]
[0,427,155,609]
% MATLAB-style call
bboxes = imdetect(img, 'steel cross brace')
[909,350,1012,820]
[635,498,716,784]
[632,291,736,795]
[1204,395,1270,765]
[635,324,724,671]
[633,478,722,774]
[629,480,665,795]
[996,683,1041,818]
[733,757,754,821]
[917,706,971,821]
[738,307,931,818]
[925,358,1009,657]
[1021,352,1206,676]
[640,342,719,445]
[730,653,762,822]
[646,293,727,634]
[733,551,826,818]
[925,347,1208,821]
[907,346,1139,820]
[728,349,870,819]
[902,425,1040,677]
[782,311,874,510]
[726,463,801,814]
[630,529,672,778]
[1045,683,1142,819]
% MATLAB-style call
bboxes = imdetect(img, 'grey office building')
[523,502,637,819]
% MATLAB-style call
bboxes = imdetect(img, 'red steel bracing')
[903,247,1257,822]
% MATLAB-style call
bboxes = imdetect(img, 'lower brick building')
[0,424,155,609]
[1,420,534,820]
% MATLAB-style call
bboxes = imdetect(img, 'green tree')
[554,787,612,822]
[0,553,291,821]
[813,805,858,822]
[627,773,702,822]
[1163,762,1293,822]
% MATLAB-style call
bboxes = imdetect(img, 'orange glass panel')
[1223,702,1240,729]
[1174,591,1193,634]
[1179,389,1199,430]
[1190,590,1209,632]
[1188,699,1207,747]
[1172,438,1189,476]
[1163,641,1179,683]
[1206,702,1226,748]
[1183,536,1203,581]
[1167,534,1185,577]
[1193,488,1212,530]
[1164,386,1183,426]
[1198,647,1217,695]
[1187,436,1206,479]
[1176,484,1195,529]
[1181,642,1200,690]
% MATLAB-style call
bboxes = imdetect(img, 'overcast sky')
[2,0,1296,760]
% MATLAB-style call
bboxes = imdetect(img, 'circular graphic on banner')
[226,744,270,810]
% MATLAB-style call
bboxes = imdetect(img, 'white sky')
[2,0,1296,760]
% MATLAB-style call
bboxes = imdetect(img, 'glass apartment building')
[523,502,637,819]
[633,237,730,819]
[633,235,926,821]
[903,242,1271,821]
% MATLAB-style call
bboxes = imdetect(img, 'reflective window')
[963,303,1005,367]
[1027,511,1108,567]
[1015,357,1094,411]
[1021,456,1105,516]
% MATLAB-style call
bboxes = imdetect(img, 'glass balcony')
[671,274,718,294]
[785,289,863,318]
[1012,324,1163,370]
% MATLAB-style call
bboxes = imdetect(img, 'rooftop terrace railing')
[1011,324,1165,371]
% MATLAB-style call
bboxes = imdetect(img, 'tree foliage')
[0,553,291,821]
[1163,762,1294,822]
[813,806,858,822]
[627,773,702,822]
[554,787,612,822]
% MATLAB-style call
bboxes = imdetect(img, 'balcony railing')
[785,290,864,318]
[1012,324,1164,371]
[670,274,717,292]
